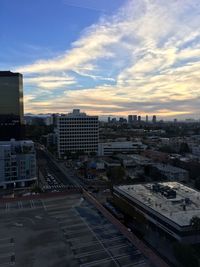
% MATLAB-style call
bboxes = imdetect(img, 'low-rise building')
[142,150,169,163]
[113,182,200,243]
[103,158,121,168]
[0,139,37,188]
[98,141,146,156]
[116,154,151,167]
[151,163,189,182]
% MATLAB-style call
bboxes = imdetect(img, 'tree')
[173,243,199,267]
[190,216,200,232]
[179,142,190,154]
[159,145,176,153]
[195,177,200,190]
[107,166,125,185]
[31,184,42,193]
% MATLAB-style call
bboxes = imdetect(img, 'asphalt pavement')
[37,148,79,187]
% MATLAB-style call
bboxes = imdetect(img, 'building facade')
[0,140,37,188]
[98,141,147,156]
[0,71,24,140]
[113,182,200,243]
[56,109,99,158]
[151,163,189,182]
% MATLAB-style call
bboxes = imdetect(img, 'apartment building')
[0,139,37,188]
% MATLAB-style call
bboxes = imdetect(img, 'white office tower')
[57,109,99,158]
[0,139,37,188]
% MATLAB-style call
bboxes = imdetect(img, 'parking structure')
[0,194,152,267]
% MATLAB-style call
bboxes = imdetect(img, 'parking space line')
[44,204,72,210]
[71,240,101,249]
[0,243,14,248]
[80,257,115,267]
[0,252,15,259]
[90,224,113,231]
[18,201,23,209]
[48,210,70,215]
[74,248,106,259]
[58,215,81,221]
[73,209,120,267]
[102,236,125,243]
[5,203,10,213]
[60,223,86,230]
[107,244,131,250]
[80,253,135,267]
[59,217,80,223]
[122,259,146,267]
[113,250,141,260]
[0,263,15,267]
[30,200,34,209]
[65,234,97,243]
[63,228,89,235]
[41,200,47,211]
[0,237,11,242]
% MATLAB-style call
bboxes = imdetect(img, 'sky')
[1,0,200,119]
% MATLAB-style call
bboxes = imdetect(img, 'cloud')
[24,75,76,89]
[16,0,200,119]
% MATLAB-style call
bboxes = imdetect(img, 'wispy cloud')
[17,0,200,118]
[25,75,76,89]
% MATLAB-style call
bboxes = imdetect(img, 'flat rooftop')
[0,193,150,267]
[116,182,200,227]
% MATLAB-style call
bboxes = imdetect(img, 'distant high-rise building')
[56,109,99,158]
[0,71,24,140]
[108,117,111,123]
[146,115,148,123]
[138,116,141,122]
[152,115,157,123]
[119,117,127,123]
[133,115,137,122]
[111,118,117,123]
[128,115,133,123]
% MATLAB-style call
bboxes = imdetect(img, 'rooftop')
[116,182,200,227]
[58,109,98,118]
[0,71,22,77]
[153,164,188,174]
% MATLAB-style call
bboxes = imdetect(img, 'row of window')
[59,144,98,147]
[59,136,98,140]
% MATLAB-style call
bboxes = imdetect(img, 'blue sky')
[1,0,200,119]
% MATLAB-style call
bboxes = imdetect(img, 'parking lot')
[0,194,151,267]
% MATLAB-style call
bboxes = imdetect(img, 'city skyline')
[1,0,200,119]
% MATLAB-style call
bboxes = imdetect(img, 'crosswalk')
[42,184,82,191]
[42,184,67,190]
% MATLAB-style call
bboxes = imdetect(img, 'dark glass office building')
[0,71,24,140]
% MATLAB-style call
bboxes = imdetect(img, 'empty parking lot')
[0,194,152,267]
